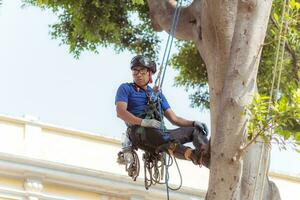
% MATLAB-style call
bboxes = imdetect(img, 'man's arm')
[164,108,194,127]
[116,101,142,125]
[164,108,209,135]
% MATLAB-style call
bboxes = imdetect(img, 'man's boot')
[165,143,195,162]
[177,147,210,168]
[171,145,206,166]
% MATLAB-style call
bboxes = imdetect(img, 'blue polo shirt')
[115,83,170,117]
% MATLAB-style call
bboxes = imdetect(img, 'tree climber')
[115,55,210,166]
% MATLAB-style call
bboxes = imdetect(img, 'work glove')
[141,119,161,128]
[193,121,209,136]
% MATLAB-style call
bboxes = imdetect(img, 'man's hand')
[193,121,209,136]
[141,119,161,128]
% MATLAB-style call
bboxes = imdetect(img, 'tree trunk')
[147,0,281,199]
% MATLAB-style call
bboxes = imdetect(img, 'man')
[115,55,209,166]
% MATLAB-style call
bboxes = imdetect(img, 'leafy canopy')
[24,0,159,58]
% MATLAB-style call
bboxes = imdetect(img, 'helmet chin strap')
[133,81,148,89]
[149,71,153,84]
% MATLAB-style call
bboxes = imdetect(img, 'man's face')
[132,66,150,86]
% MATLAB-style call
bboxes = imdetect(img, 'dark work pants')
[128,126,207,160]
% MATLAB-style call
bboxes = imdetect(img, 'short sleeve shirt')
[115,83,171,117]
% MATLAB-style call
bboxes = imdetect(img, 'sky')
[0,0,299,175]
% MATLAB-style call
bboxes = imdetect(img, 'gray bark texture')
[147,0,281,199]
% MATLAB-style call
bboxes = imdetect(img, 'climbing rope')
[258,2,290,200]
[151,1,184,199]
[144,93,183,195]
[142,151,182,191]
[154,0,183,90]
[251,1,290,199]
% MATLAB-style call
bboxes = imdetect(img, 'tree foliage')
[171,0,300,109]
[247,90,300,152]
[245,0,300,150]
[171,41,209,110]
[24,0,159,58]
[23,0,300,149]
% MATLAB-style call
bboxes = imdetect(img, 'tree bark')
[147,0,281,199]
[146,0,195,40]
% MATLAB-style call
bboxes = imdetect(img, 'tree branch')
[233,123,273,162]
[146,0,196,41]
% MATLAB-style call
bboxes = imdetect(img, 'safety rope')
[258,2,290,200]
[140,151,183,191]
[252,1,290,199]
[152,1,184,199]
[155,86,183,198]
[154,0,183,90]
[165,154,170,200]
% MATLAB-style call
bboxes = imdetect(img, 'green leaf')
[290,0,295,8]
[37,0,48,6]
[37,0,43,6]
[284,131,291,140]
[273,12,279,24]
[132,0,144,5]
[295,132,300,142]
